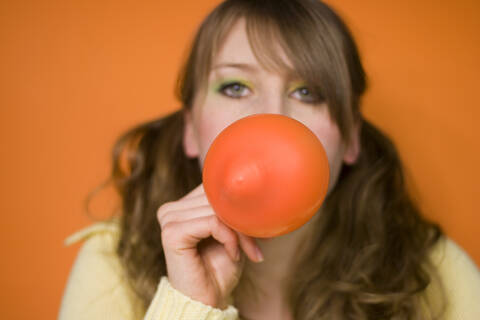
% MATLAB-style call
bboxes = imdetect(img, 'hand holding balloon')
[157,184,263,309]
[203,114,330,238]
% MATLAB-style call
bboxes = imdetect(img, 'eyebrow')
[211,62,259,73]
[211,62,301,83]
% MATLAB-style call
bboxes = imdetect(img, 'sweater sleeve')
[144,276,238,320]
[59,221,240,320]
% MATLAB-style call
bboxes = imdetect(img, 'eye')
[290,86,324,104]
[217,81,251,99]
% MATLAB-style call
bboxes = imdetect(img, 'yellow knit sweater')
[58,218,480,319]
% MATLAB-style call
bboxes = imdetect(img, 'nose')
[257,90,287,116]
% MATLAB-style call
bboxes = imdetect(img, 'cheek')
[195,113,236,168]
[195,118,217,166]
[290,106,345,185]
[325,143,346,194]
[304,122,346,194]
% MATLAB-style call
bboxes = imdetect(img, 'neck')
[232,216,318,318]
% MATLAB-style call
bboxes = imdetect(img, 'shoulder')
[62,216,127,294]
[60,217,145,319]
[64,216,121,250]
[425,236,480,319]
[429,236,479,284]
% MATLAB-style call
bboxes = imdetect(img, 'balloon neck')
[223,158,265,204]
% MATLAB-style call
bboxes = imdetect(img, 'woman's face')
[183,19,360,194]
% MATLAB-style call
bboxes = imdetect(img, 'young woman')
[59,0,480,319]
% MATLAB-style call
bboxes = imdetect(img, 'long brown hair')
[87,0,445,318]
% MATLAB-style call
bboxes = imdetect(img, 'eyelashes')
[217,81,251,99]
[215,80,325,104]
[290,86,325,104]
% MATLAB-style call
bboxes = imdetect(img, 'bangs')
[180,0,365,146]
[242,4,356,145]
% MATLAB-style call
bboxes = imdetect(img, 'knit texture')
[59,219,480,319]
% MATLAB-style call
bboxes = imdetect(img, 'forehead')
[212,18,294,73]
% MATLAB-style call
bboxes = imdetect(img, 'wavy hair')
[87,0,445,318]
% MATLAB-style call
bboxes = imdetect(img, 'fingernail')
[255,247,264,262]
[235,249,241,262]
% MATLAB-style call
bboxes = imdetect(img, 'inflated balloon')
[202,114,330,238]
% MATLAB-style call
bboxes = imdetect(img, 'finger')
[157,194,210,224]
[164,215,239,262]
[159,204,214,229]
[183,184,205,200]
[237,232,264,263]
[176,193,210,209]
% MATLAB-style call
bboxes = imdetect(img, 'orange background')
[1,0,478,319]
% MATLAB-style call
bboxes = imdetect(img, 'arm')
[59,223,239,320]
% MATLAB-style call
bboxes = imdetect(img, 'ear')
[343,120,361,165]
[182,110,200,158]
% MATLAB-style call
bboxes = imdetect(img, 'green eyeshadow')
[211,78,253,92]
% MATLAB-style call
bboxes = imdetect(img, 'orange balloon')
[203,114,330,238]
